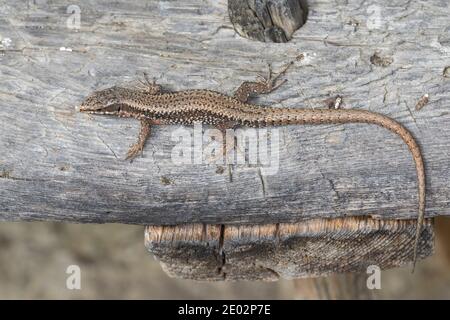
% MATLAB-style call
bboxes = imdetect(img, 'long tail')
[264,108,425,269]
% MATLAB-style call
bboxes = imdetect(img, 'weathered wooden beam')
[0,1,449,226]
[145,217,434,280]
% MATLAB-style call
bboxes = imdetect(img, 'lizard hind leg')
[217,122,238,161]
[234,61,294,103]
[125,119,152,161]
[205,122,238,163]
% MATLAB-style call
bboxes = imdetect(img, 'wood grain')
[0,0,449,225]
[145,217,434,280]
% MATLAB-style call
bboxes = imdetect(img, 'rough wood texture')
[228,0,307,42]
[0,0,449,226]
[145,218,434,280]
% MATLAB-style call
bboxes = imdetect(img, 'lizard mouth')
[79,104,120,114]
[79,104,99,112]
[79,105,92,112]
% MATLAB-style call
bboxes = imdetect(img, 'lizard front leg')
[233,61,293,103]
[137,73,162,94]
[125,119,152,160]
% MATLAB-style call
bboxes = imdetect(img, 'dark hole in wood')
[228,0,308,43]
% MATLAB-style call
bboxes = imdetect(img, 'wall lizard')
[79,63,426,271]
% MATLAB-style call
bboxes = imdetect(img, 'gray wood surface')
[145,218,434,280]
[1,0,449,225]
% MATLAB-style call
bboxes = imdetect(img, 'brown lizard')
[79,63,425,271]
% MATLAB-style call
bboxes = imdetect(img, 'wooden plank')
[145,217,434,280]
[0,0,449,224]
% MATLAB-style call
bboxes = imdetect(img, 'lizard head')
[79,87,123,115]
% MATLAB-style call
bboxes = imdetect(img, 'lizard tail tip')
[411,261,416,274]
[411,243,419,273]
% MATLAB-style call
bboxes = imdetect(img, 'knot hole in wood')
[228,0,308,43]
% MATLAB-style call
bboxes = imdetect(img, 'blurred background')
[0,217,449,299]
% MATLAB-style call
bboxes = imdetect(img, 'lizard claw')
[125,143,143,161]
[136,73,162,94]
[256,62,292,91]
